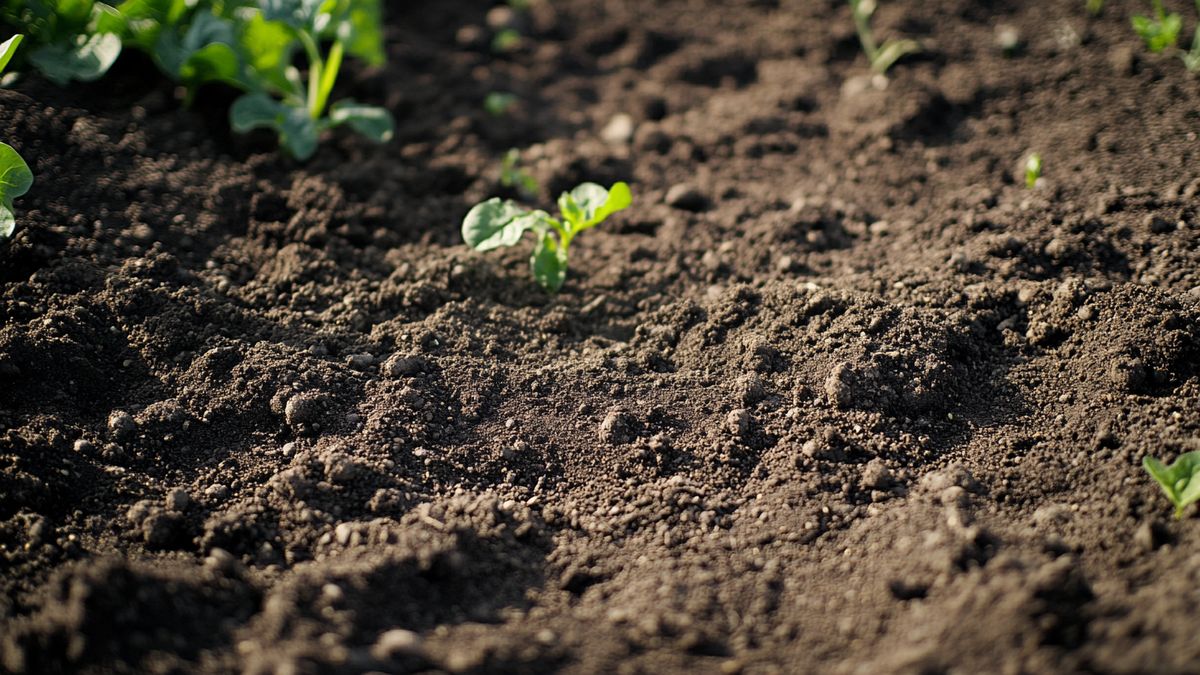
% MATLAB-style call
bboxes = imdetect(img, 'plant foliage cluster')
[1,0,394,159]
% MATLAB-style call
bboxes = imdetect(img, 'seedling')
[491,28,521,53]
[1143,452,1200,519]
[499,148,539,198]
[462,181,632,292]
[1086,0,1105,16]
[1025,153,1042,189]
[484,91,517,117]
[848,0,920,75]
[1181,1,1200,71]
[1132,0,1182,53]
[0,35,31,239]
[230,0,394,160]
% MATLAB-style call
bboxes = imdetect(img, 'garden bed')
[2,0,1200,672]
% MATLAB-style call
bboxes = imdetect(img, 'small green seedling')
[1143,452,1200,519]
[848,0,920,75]
[484,91,517,116]
[1181,1,1200,71]
[0,35,32,239]
[1086,0,1105,16]
[492,27,521,53]
[1025,153,1042,189]
[499,148,539,198]
[462,181,632,292]
[1132,0,1182,53]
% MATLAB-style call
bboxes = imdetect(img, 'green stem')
[298,31,325,119]
[852,4,878,63]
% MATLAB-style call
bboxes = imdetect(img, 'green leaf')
[279,106,319,159]
[871,38,920,74]
[230,91,286,132]
[531,233,568,292]
[0,35,23,76]
[1143,452,1200,518]
[328,100,394,143]
[562,181,633,232]
[331,0,383,66]
[28,32,122,84]
[232,94,319,160]
[179,41,240,85]
[237,15,299,96]
[557,190,583,228]
[0,142,33,239]
[462,197,532,250]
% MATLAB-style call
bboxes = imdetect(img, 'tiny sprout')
[1143,452,1200,519]
[1086,0,1105,16]
[1025,153,1043,189]
[500,149,539,199]
[462,181,632,292]
[848,0,921,75]
[484,92,518,117]
[492,28,523,53]
[1132,0,1182,53]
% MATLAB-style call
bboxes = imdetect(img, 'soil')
[2,0,1200,672]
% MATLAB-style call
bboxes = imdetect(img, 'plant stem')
[299,31,325,119]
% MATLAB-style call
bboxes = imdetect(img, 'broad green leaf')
[259,0,326,32]
[563,181,633,231]
[0,142,33,239]
[28,32,121,84]
[0,35,23,76]
[462,197,529,250]
[57,0,95,24]
[1143,452,1200,518]
[328,100,394,142]
[230,91,285,131]
[531,233,567,292]
[330,0,383,65]
[279,106,319,159]
[557,190,583,229]
[238,14,299,95]
[91,2,126,34]
[179,41,240,85]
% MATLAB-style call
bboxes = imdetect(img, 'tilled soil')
[2,0,1200,672]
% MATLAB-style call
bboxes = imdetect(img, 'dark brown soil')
[3,0,1200,672]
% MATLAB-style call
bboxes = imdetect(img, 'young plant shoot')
[499,148,539,199]
[1182,0,1200,71]
[462,182,632,292]
[1143,452,1200,519]
[848,0,920,75]
[0,35,32,239]
[1132,0,1182,53]
[230,0,394,160]
[1024,152,1043,189]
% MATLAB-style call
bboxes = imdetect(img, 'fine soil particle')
[3,0,1200,673]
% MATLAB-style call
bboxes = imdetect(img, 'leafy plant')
[229,0,394,160]
[499,148,538,198]
[462,181,632,292]
[1025,152,1042,189]
[1143,452,1200,519]
[848,0,920,75]
[1181,0,1200,70]
[0,35,31,239]
[1132,0,1182,53]
[2,0,123,85]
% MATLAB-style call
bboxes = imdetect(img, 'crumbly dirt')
[2,0,1200,672]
